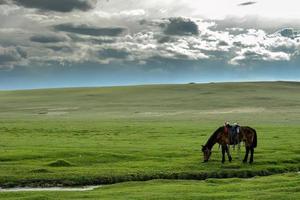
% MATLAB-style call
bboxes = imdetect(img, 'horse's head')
[201,145,212,162]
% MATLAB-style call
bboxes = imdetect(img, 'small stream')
[0,185,102,192]
[1,172,299,192]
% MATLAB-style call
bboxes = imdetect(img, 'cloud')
[228,28,300,65]
[113,31,210,62]
[98,48,130,59]
[229,47,290,65]
[237,1,257,6]
[157,36,176,44]
[67,34,116,44]
[218,40,229,46]
[9,0,97,12]
[45,45,73,52]
[276,28,300,39]
[214,15,300,34]
[164,17,199,36]
[0,0,9,4]
[0,46,27,69]
[53,23,126,37]
[30,34,68,43]
[1,6,300,71]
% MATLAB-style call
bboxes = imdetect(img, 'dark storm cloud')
[30,34,67,43]
[10,0,97,12]
[238,1,257,6]
[53,23,126,37]
[164,17,199,36]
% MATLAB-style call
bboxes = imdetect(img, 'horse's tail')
[251,129,257,148]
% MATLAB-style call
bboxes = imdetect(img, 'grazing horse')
[201,126,257,163]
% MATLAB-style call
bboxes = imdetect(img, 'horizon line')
[1,80,299,92]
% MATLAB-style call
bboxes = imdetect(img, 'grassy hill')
[0,81,299,199]
[1,81,300,124]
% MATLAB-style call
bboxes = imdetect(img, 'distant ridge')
[1,81,299,92]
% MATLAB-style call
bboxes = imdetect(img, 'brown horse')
[201,126,257,163]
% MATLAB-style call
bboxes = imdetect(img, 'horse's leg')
[249,147,254,164]
[225,145,232,162]
[221,145,226,163]
[243,146,250,163]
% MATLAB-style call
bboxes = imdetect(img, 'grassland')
[0,81,299,198]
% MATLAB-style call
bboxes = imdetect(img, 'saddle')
[225,125,240,146]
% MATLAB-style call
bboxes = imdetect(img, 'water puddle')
[0,185,101,192]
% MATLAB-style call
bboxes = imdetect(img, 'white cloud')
[228,28,300,65]
[229,47,291,65]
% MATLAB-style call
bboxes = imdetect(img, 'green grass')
[0,81,299,198]
[0,173,299,199]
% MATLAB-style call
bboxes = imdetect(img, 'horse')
[201,125,257,164]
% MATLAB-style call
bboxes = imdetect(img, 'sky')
[1,0,300,89]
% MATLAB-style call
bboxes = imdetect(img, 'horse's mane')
[205,126,223,148]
